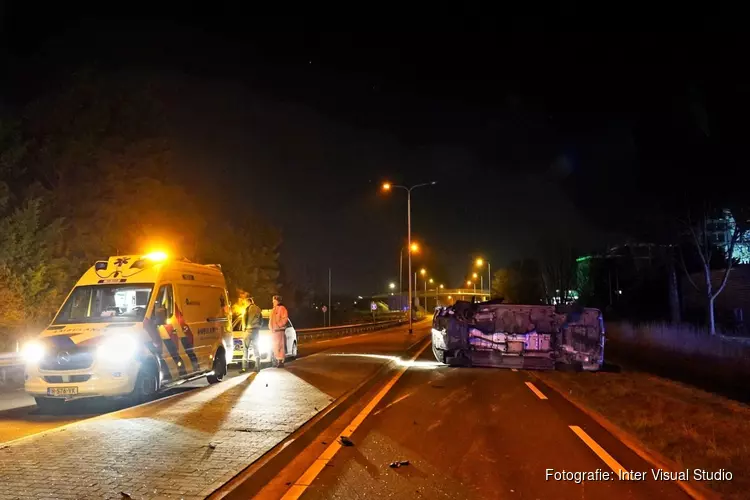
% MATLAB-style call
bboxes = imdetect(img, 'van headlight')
[97,333,138,364]
[21,341,46,364]
[258,334,272,355]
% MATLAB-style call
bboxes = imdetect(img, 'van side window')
[154,284,174,317]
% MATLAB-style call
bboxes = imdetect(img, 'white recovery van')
[22,252,233,412]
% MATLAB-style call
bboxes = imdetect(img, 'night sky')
[2,10,749,294]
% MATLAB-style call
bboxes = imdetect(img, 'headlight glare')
[21,341,46,364]
[97,333,138,364]
[258,335,272,354]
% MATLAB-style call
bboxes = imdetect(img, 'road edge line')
[569,425,628,477]
[530,373,718,500]
[280,339,432,499]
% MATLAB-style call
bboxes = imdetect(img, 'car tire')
[207,350,227,384]
[129,363,159,406]
[288,340,298,359]
[35,397,65,414]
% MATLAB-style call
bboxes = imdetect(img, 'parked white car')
[231,315,298,365]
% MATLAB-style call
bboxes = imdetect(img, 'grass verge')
[539,369,750,500]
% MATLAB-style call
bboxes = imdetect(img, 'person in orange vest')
[269,295,289,368]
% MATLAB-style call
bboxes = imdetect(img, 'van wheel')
[207,351,227,384]
[129,364,159,406]
[35,397,65,414]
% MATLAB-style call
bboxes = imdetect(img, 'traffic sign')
[371,301,377,311]
[321,305,328,313]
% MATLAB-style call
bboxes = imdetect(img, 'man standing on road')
[242,298,263,373]
[270,295,289,368]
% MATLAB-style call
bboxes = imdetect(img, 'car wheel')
[129,363,159,406]
[289,340,297,359]
[35,397,65,414]
[207,350,227,384]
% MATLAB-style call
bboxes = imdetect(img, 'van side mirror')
[154,305,168,325]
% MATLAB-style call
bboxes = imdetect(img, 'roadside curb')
[531,373,720,500]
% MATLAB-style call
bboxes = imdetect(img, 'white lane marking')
[282,340,431,499]
[569,425,631,479]
[525,381,548,400]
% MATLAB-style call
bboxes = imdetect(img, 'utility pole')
[399,249,403,311]
[328,268,332,327]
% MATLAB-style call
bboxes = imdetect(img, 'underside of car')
[431,300,605,371]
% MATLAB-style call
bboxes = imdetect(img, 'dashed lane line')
[525,381,548,400]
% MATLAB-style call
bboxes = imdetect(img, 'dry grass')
[540,370,750,499]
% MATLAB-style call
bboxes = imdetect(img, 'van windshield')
[54,284,154,324]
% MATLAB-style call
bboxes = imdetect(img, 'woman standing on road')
[270,295,289,368]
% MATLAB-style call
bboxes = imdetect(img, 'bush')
[606,321,750,402]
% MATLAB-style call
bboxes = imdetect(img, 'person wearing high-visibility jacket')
[269,295,289,368]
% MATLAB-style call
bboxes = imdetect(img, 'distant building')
[704,209,750,264]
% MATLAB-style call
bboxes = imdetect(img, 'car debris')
[389,460,410,468]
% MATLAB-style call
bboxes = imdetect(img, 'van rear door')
[175,284,227,369]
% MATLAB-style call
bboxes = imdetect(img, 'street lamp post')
[399,242,419,313]
[476,258,491,297]
[383,181,436,334]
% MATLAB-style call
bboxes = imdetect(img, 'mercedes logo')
[56,351,71,365]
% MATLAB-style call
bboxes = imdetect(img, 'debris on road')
[120,492,133,499]
[389,460,410,469]
[339,436,354,446]
[208,442,218,449]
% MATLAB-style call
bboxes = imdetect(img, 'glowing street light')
[472,272,478,279]
[389,282,396,290]
[382,180,437,333]
[420,268,426,276]
[410,242,419,253]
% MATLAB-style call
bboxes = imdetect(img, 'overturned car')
[431,300,605,371]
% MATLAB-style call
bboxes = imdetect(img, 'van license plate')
[47,387,78,397]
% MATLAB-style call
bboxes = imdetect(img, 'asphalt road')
[0,323,694,499]
[253,332,693,500]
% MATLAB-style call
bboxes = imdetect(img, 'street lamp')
[389,282,396,290]
[475,257,491,297]
[399,242,419,313]
[383,180,437,334]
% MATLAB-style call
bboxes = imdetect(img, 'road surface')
[0,322,691,499]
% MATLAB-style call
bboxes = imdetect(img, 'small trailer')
[431,300,605,371]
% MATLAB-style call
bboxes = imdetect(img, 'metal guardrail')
[296,315,410,342]
[0,352,23,385]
